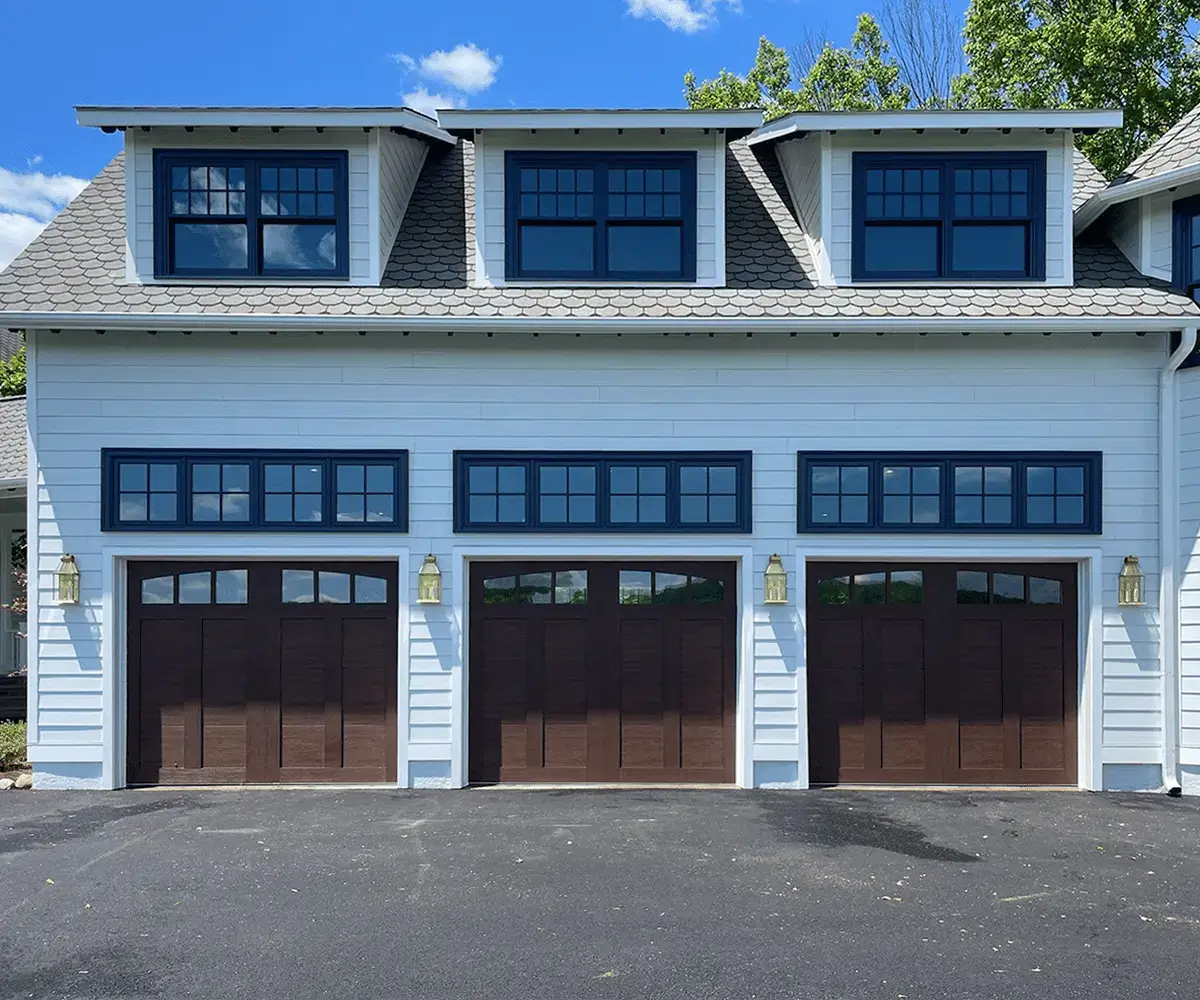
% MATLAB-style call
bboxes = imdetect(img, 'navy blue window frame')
[454,451,751,533]
[153,149,350,279]
[504,151,697,282]
[798,452,1101,534]
[852,152,1047,281]
[101,449,407,532]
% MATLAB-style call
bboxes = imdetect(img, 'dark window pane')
[611,495,637,523]
[498,466,526,492]
[568,496,595,523]
[852,573,886,604]
[1057,466,1084,494]
[338,494,366,522]
[951,224,1028,274]
[984,496,1012,524]
[262,224,337,271]
[653,572,688,604]
[468,466,496,492]
[883,466,910,493]
[519,224,594,273]
[540,466,567,493]
[119,494,148,521]
[818,576,850,605]
[192,494,220,521]
[142,575,173,604]
[178,572,211,605]
[293,494,322,523]
[639,495,667,523]
[841,496,869,523]
[365,465,394,492]
[863,225,938,275]
[680,466,707,494]
[1026,466,1055,494]
[607,224,683,275]
[520,573,553,604]
[173,223,248,270]
[337,464,365,493]
[366,496,395,523]
[318,572,351,604]
[912,495,940,524]
[119,463,148,491]
[680,495,707,523]
[282,570,314,604]
[215,569,249,605]
[1029,577,1063,605]
[540,495,568,522]
[883,495,910,523]
[984,467,1012,494]
[957,570,989,604]
[222,464,249,492]
[149,493,177,521]
[497,495,526,523]
[955,495,982,524]
[709,496,737,523]
[993,573,1024,604]
[469,495,496,523]
[355,575,388,604]
[569,466,595,492]
[265,494,293,522]
[1027,496,1055,524]
[889,570,923,604]
[812,467,839,493]
[841,466,869,494]
[484,575,518,603]
[639,466,666,494]
[295,465,322,492]
[811,495,839,524]
[222,493,250,522]
[619,571,652,604]
[1056,496,1084,523]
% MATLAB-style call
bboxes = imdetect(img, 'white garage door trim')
[793,539,1104,791]
[100,540,412,791]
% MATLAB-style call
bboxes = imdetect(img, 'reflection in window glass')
[539,466,598,525]
[141,575,174,604]
[215,569,248,604]
[889,570,924,604]
[483,575,519,604]
[282,569,315,603]
[991,573,1025,604]
[811,465,870,526]
[610,466,667,525]
[619,570,653,604]
[1026,465,1086,526]
[520,572,553,604]
[468,465,528,525]
[336,464,396,524]
[554,570,588,604]
[318,571,351,604]
[690,576,724,604]
[882,466,941,525]
[956,571,989,605]
[119,462,179,523]
[817,576,850,605]
[1029,577,1063,605]
[191,463,251,523]
[653,572,689,604]
[852,572,886,605]
[679,465,739,525]
[265,464,323,524]
[953,465,1014,526]
[178,571,212,604]
[355,575,389,604]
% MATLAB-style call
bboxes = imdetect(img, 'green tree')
[0,347,24,398]
[684,15,911,119]
[954,0,1200,178]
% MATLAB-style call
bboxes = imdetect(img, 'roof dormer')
[76,106,455,287]
[437,109,763,288]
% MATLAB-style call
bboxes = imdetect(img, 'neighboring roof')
[0,142,1195,332]
[438,108,763,139]
[0,330,21,362]
[1118,102,1200,184]
[748,109,1123,146]
[1073,149,1108,212]
[0,396,26,484]
[1074,101,1200,231]
[76,106,455,144]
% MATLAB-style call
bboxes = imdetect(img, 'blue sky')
[0,0,968,267]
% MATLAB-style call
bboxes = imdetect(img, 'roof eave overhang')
[438,109,764,141]
[3,312,1194,335]
[1074,162,1200,234]
[748,109,1124,147]
[75,107,457,145]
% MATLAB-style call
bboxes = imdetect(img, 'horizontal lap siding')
[32,331,1164,784]
[126,129,374,285]
[1180,370,1200,752]
[474,132,723,287]
[829,132,1069,286]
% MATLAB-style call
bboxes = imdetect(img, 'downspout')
[1161,325,1197,795]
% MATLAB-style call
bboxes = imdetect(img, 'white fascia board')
[1074,162,1200,234]
[437,109,764,133]
[748,109,1124,146]
[3,311,1194,334]
[75,107,456,144]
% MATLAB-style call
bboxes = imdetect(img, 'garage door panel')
[542,621,590,770]
[128,561,397,786]
[680,620,726,771]
[808,561,1077,786]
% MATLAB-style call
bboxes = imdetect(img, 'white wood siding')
[377,131,428,276]
[472,131,725,287]
[828,132,1071,286]
[124,129,374,285]
[1143,180,1200,282]
[1108,199,1143,272]
[29,331,1164,787]
[775,134,830,283]
[1178,369,1200,755]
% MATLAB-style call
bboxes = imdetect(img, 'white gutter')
[1161,325,1197,795]
[0,477,24,491]
[2,312,1198,335]
[1074,162,1200,234]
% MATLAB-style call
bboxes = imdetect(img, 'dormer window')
[852,152,1046,282]
[154,150,348,279]
[504,152,696,281]
[1173,195,1200,303]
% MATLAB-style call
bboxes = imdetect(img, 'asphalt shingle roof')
[1116,101,1200,183]
[0,141,1195,324]
[0,396,26,482]
[1073,149,1108,211]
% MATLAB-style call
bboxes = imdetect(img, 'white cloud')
[402,86,464,119]
[626,0,740,33]
[0,166,88,270]
[396,43,500,93]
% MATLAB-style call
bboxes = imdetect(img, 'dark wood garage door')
[127,561,397,785]
[807,562,1077,786]
[469,561,736,784]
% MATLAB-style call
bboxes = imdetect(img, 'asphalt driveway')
[1,789,1199,1000]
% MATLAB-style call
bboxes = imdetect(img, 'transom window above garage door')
[798,452,1101,533]
[102,450,408,532]
[454,452,752,532]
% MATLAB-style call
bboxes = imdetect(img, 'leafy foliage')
[954,0,1200,178]
[0,346,25,398]
[684,16,910,119]
[0,721,25,767]
[684,1,1200,178]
